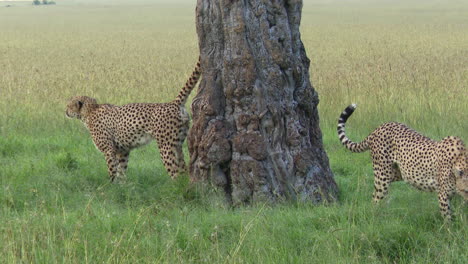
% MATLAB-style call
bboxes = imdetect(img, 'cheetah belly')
[397,161,438,192]
[129,134,153,149]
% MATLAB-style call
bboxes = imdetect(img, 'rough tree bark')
[188,0,338,205]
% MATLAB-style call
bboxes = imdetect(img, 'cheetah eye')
[78,101,83,109]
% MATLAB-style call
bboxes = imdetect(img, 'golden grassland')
[0,0,466,139]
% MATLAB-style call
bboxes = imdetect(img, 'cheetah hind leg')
[157,141,180,179]
[104,151,122,183]
[174,142,186,174]
[115,151,129,184]
[175,125,189,174]
[372,161,399,203]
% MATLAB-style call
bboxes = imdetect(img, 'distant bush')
[32,0,56,5]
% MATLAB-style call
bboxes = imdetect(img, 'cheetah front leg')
[438,188,453,222]
[437,168,457,221]
[437,174,456,221]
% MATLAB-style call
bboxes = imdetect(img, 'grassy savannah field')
[0,0,467,262]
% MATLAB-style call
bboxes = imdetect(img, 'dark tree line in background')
[33,0,56,5]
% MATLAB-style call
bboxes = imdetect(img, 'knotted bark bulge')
[189,0,338,205]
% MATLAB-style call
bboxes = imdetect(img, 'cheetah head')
[65,96,97,120]
[453,151,468,200]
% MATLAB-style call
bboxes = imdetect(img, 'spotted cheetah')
[66,58,201,182]
[338,104,467,221]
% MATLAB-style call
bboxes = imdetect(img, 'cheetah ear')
[77,100,83,110]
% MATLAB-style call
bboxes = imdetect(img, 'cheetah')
[337,104,467,221]
[66,58,201,182]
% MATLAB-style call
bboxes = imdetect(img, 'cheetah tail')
[337,104,369,153]
[173,57,201,106]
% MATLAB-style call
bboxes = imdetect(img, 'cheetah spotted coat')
[66,58,201,182]
[337,104,467,221]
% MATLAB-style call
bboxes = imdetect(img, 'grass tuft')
[55,152,79,171]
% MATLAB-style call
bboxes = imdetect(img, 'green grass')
[0,0,467,263]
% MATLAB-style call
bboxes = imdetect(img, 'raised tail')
[173,57,201,106]
[337,104,369,153]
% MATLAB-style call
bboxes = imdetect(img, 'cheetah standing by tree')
[337,104,467,221]
[66,58,201,182]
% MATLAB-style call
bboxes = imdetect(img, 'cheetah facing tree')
[66,58,201,182]
[338,104,467,221]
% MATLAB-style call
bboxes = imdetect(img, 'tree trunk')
[189,0,338,205]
